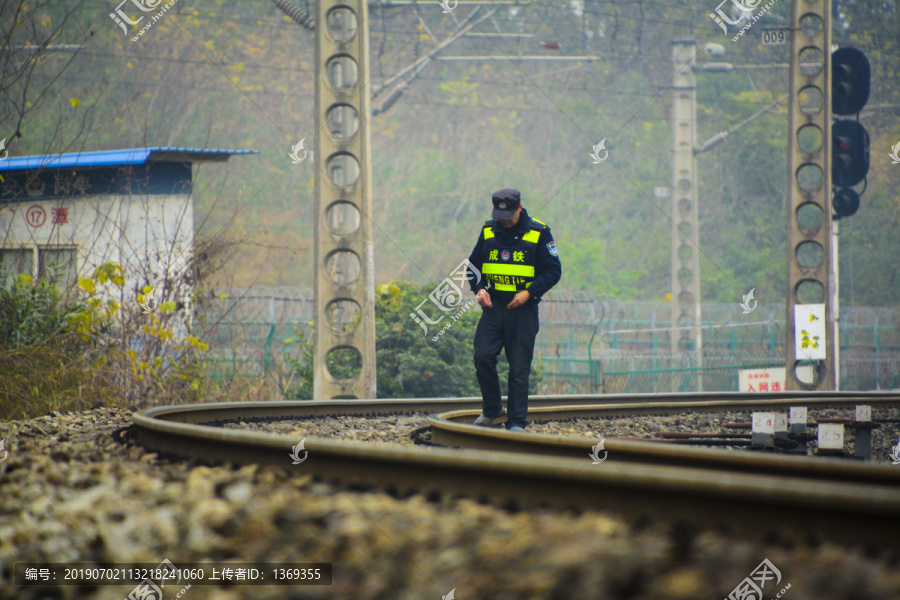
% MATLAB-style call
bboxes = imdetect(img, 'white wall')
[0,192,194,311]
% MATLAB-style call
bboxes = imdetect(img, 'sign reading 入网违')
[409,259,485,341]
[739,367,815,392]
[739,368,785,393]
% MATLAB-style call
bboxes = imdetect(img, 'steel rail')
[135,391,899,424]
[132,395,627,424]
[134,391,900,550]
[428,405,900,487]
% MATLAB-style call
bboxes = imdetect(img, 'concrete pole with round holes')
[670,39,703,390]
[784,0,836,390]
[313,1,377,399]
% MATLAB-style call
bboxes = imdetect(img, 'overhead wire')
[77,0,699,45]
[71,26,795,109]
[33,3,887,141]
[71,0,815,71]
[80,40,802,75]
[25,66,793,110]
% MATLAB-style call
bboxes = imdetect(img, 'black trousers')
[473,300,540,429]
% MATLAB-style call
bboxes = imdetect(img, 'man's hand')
[507,290,530,309]
[476,288,493,308]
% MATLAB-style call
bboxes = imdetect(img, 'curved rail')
[134,392,900,549]
[428,397,900,483]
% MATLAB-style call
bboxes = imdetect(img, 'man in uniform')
[466,188,561,432]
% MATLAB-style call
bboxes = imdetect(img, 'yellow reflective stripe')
[522,230,540,243]
[492,281,532,292]
[482,264,535,277]
[532,218,546,227]
[483,226,540,243]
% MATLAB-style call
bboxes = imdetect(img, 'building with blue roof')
[0,146,256,304]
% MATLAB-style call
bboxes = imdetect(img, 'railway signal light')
[832,119,869,188]
[832,188,860,219]
[832,48,870,116]
[831,48,870,219]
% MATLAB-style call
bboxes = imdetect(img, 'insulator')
[273,0,315,31]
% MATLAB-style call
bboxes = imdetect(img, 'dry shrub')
[0,334,120,420]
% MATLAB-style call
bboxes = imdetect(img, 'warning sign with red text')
[739,367,786,393]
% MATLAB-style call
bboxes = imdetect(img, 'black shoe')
[473,408,506,426]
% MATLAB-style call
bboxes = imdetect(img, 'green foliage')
[278,280,545,399]
[0,262,210,420]
[0,268,116,419]
[0,271,84,348]
[71,263,124,342]
[280,326,314,400]
[373,280,542,398]
[375,281,481,398]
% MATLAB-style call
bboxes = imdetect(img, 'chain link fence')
[197,288,900,394]
[197,287,313,379]
[535,293,900,394]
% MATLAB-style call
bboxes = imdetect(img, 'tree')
[0,0,93,157]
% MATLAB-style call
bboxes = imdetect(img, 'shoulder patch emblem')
[546,242,558,256]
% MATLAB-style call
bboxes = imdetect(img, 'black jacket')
[466,208,562,305]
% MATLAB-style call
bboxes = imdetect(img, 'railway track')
[134,392,900,551]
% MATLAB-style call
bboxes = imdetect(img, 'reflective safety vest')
[480,219,545,292]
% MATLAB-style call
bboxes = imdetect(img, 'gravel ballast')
[218,407,900,463]
[1,406,899,600]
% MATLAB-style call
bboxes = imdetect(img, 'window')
[0,247,77,289]
[38,247,78,290]
[0,248,34,284]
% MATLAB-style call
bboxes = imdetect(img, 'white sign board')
[739,367,785,392]
[752,412,775,434]
[794,304,826,360]
[855,405,872,422]
[653,186,670,198]
[789,406,807,424]
[818,423,844,450]
[773,413,787,433]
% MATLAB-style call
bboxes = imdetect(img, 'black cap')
[491,188,521,219]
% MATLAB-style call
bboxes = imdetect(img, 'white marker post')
[817,423,845,456]
[854,405,873,462]
[773,412,788,442]
[789,406,808,435]
[856,405,872,421]
[751,412,775,450]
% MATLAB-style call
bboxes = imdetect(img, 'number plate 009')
[761,29,789,45]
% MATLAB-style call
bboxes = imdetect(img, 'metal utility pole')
[784,0,836,390]
[670,39,703,387]
[313,1,377,399]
